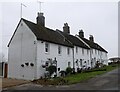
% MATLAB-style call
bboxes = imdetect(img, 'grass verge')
[63,64,119,84]
[32,64,120,85]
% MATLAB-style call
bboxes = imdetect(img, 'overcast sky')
[0,0,118,61]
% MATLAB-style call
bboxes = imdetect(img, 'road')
[2,68,120,91]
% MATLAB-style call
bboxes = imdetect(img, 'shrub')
[72,68,76,74]
[46,65,57,76]
[59,70,66,77]
[77,68,82,73]
[66,67,72,75]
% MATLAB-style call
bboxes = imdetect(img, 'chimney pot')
[63,23,70,34]
[89,35,94,42]
[79,29,84,38]
[36,12,45,27]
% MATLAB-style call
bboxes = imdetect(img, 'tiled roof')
[22,18,74,47]
[58,31,90,49]
[8,18,107,53]
[79,37,108,53]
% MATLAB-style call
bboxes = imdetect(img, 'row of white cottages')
[8,12,108,80]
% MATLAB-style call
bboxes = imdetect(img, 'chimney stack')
[79,29,84,38]
[36,12,45,27]
[63,23,70,34]
[89,35,94,42]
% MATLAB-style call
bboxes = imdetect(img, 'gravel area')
[2,78,30,88]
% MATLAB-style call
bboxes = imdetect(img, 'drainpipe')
[90,48,92,68]
[72,48,75,72]
[34,40,37,79]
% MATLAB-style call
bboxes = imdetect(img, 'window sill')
[45,52,50,55]
[58,54,62,56]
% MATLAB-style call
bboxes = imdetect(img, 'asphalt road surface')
[2,68,120,91]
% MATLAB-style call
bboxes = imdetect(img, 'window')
[58,68,60,71]
[58,46,61,54]
[87,49,89,55]
[91,49,93,54]
[88,60,89,65]
[82,48,84,54]
[80,59,82,67]
[95,49,97,54]
[76,59,78,66]
[68,62,71,67]
[45,43,49,53]
[76,47,78,53]
[98,50,99,55]
[67,48,70,55]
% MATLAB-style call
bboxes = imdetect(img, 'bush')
[77,68,82,73]
[66,67,72,75]
[82,68,106,73]
[46,65,57,76]
[72,68,76,74]
[59,70,66,77]
[103,65,107,67]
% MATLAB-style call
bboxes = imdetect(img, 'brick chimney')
[89,35,94,42]
[63,23,70,34]
[36,12,45,27]
[79,29,84,38]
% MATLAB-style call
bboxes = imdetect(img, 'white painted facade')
[8,20,74,80]
[74,46,90,71]
[8,20,37,80]
[90,49,108,67]
[36,41,73,79]
[8,19,108,80]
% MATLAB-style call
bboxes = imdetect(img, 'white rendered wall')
[74,46,90,71]
[101,52,108,65]
[90,49,108,67]
[8,20,37,80]
[36,41,73,78]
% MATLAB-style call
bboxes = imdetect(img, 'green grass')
[63,64,119,84]
[63,71,106,84]
[33,64,120,85]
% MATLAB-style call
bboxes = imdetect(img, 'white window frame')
[91,49,93,54]
[58,45,62,55]
[68,62,71,67]
[95,49,97,54]
[82,48,84,55]
[45,42,50,53]
[87,49,89,55]
[88,60,90,65]
[76,46,78,54]
[67,47,70,55]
